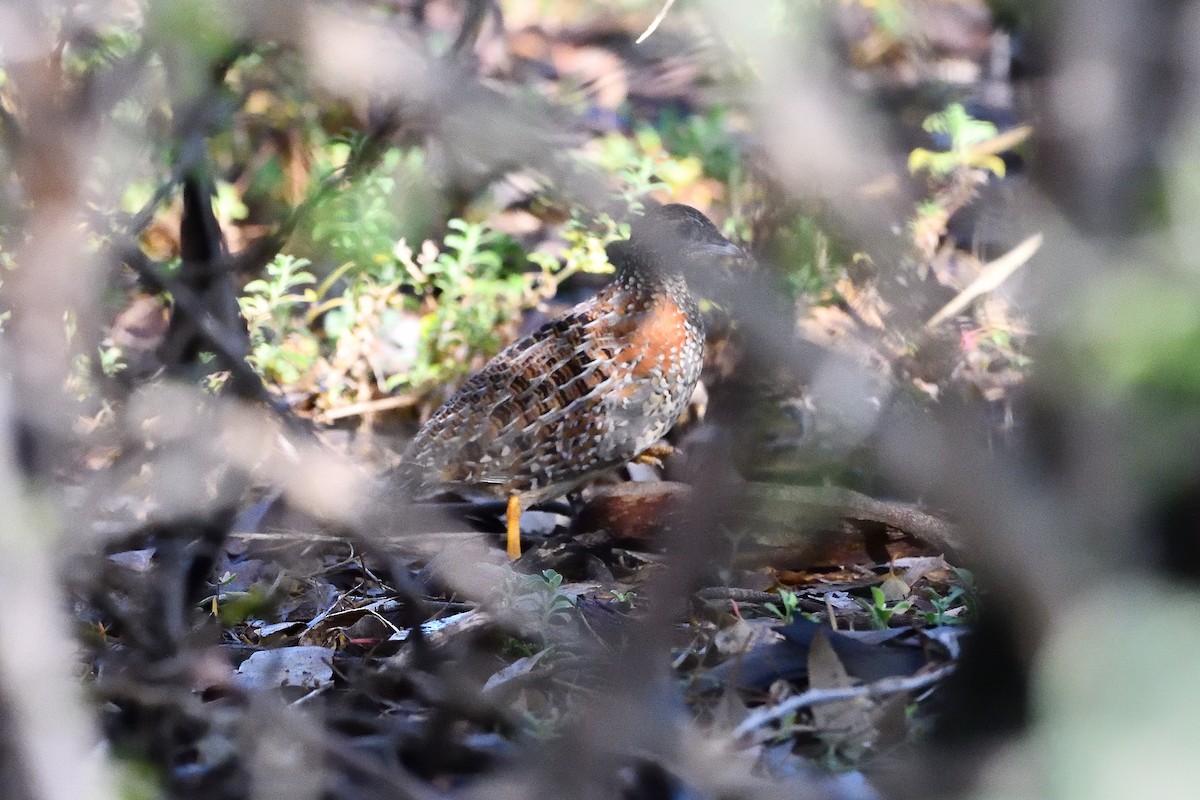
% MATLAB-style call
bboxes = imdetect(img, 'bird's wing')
[403,289,647,498]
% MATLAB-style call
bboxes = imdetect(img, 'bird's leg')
[506,495,522,560]
[634,440,676,468]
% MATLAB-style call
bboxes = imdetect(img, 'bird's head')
[618,203,746,279]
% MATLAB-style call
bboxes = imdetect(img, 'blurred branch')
[738,483,962,554]
[117,243,299,419]
[0,383,116,800]
[159,160,248,364]
[451,0,494,55]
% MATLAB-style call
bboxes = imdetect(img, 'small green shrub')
[308,139,433,280]
[908,102,1006,179]
[765,587,801,624]
[239,254,318,386]
[855,585,913,629]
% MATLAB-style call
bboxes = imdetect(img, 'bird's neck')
[615,257,686,298]
[608,241,699,325]
[613,256,701,334]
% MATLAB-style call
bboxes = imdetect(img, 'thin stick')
[636,0,678,44]
[968,124,1033,162]
[320,393,420,421]
[925,233,1043,329]
[731,663,956,741]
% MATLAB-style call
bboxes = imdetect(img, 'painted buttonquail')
[402,204,744,558]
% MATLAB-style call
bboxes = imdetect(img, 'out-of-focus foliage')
[527,210,626,279]
[1073,272,1200,401]
[658,107,743,185]
[307,142,435,277]
[773,215,848,300]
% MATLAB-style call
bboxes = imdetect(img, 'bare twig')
[636,0,678,44]
[320,393,421,422]
[967,124,1033,163]
[925,233,1044,329]
[731,663,956,741]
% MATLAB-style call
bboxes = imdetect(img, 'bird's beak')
[699,240,747,261]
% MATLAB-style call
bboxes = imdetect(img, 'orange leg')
[634,441,675,468]
[505,495,523,560]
